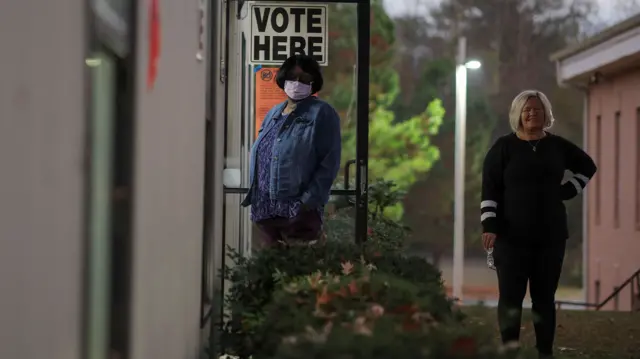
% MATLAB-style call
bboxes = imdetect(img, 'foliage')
[368,179,406,219]
[425,0,593,116]
[341,100,445,221]
[218,183,522,359]
[323,0,398,120]
[393,0,593,260]
[322,0,444,223]
[259,263,507,359]
[219,240,447,358]
[461,95,499,241]
[394,58,497,262]
[322,207,356,243]
[218,244,541,359]
[391,58,455,123]
[325,179,410,248]
[274,326,519,359]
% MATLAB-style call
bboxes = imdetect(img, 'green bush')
[226,260,515,359]
[325,179,410,249]
[323,206,408,251]
[219,241,448,358]
[216,179,516,359]
[323,208,355,242]
[273,322,504,359]
[252,262,466,358]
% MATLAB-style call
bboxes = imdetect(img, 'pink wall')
[586,69,640,311]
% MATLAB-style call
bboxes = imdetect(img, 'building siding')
[128,0,208,358]
[0,0,87,357]
[587,69,640,311]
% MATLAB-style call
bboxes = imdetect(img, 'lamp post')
[452,36,481,302]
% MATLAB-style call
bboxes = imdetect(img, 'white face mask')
[284,80,312,101]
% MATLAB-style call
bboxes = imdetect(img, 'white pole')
[452,36,467,302]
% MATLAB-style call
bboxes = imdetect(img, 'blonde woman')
[480,90,597,358]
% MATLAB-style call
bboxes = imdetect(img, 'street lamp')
[464,60,481,69]
[452,37,481,302]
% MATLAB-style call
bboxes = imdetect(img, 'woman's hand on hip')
[482,232,496,250]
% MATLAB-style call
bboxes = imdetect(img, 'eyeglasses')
[486,248,496,270]
[286,72,314,85]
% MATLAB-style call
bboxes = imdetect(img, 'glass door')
[204,1,370,357]
[221,0,371,250]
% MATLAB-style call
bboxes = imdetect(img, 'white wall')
[0,0,87,358]
[128,0,208,357]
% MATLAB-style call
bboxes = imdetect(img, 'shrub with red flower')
[235,260,515,359]
[217,182,526,359]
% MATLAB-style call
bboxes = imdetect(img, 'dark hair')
[275,54,323,94]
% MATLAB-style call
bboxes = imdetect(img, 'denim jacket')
[241,97,341,208]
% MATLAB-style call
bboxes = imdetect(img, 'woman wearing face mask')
[481,90,596,358]
[242,54,341,246]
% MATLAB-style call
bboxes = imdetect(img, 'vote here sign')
[249,3,328,66]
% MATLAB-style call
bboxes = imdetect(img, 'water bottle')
[486,247,496,270]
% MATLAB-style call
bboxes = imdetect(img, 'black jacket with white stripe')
[481,132,597,243]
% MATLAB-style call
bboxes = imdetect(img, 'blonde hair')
[508,90,555,132]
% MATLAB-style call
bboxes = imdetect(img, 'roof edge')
[550,14,640,61]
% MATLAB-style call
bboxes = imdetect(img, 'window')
[595,115,601,225]
[636,108,640,230]
[614,111,620,228]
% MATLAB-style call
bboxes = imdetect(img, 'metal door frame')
[201,0,371,358]
[205,1,370,356]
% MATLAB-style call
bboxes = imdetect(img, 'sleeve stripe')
[568,178,582,194]
[481,212,497,222]
[574,173,590,185]
[481,200,498,209]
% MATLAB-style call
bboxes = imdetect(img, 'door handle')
[343,159,357,206]
[344,159,356,190]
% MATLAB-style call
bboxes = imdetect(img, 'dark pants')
[494,238,566,356]
[255,209,323,245]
